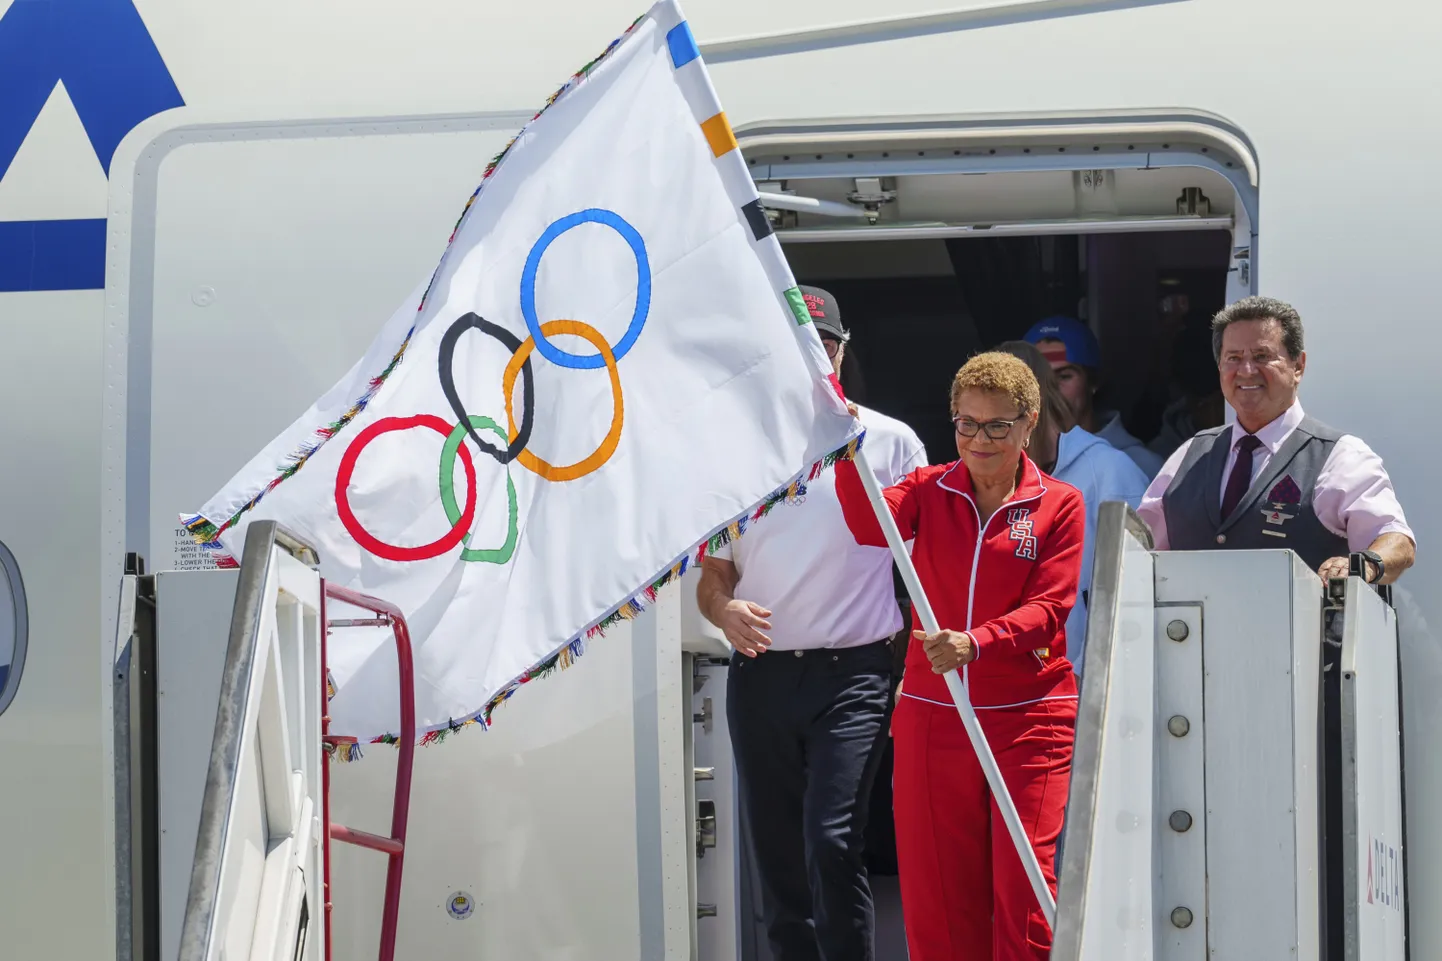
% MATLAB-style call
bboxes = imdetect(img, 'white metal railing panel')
[1394,583,1442,960]
[1288,561,1323,961]
[154,569,243,961]
[1055,502,1156,960]
[257,614,299,845]
[1340,579,1405,960]
[1153,603,1205,961]
[1081,515,1156,958]
[179,523,324,961]
[1155,550,1321,960]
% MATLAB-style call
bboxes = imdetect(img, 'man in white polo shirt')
[696,286,927,961]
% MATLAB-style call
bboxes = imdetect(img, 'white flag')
[185,0,859,745]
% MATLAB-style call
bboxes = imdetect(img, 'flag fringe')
[324,740,364,763]
[336,430,865,757]
[184,12,650,550]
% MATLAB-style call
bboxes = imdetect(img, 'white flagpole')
[851,446,1058,929]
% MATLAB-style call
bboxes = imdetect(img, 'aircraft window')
[0,539,28,718]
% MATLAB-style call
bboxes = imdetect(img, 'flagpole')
[850,446,1058,929]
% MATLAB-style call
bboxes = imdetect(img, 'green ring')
[440,415,519,564]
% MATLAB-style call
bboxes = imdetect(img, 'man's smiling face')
[1218,317,1305,432]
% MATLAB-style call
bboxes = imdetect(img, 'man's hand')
[1318,556,1358,583]
[913,629,976,674]
[717,599,774,657]
[697,556,774,656]
[1318,533,1416,586]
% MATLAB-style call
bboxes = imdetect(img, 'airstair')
[1052,503,1423,961]
[110,506,1436,960]
[115,522,416,961]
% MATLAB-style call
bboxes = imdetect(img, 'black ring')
[437,313,533,465]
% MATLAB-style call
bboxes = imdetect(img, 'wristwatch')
[1360,549,1385,584]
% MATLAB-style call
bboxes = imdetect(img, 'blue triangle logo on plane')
[0,0,185,292]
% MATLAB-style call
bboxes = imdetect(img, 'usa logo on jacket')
[1007,508,1038,560]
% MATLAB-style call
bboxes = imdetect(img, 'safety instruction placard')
[171,524,237,571]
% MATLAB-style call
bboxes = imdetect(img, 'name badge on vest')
[1260,475,1302,537]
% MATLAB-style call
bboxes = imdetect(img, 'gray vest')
[1161,416,1349,569]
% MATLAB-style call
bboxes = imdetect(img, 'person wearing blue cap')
[1023,316,1164,478]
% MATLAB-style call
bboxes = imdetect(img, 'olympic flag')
[184,1,859,745]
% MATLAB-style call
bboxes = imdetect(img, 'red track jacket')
[835,454,1084,709]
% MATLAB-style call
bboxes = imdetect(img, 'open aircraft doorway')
[730,112,1256,961]
[743,114,1254,466]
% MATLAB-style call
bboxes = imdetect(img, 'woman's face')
[951,388,1037,482]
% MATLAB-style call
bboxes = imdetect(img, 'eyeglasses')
[952,415,1023,440]
[820,337,842,359]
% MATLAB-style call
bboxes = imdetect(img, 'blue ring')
[519,209,650,370]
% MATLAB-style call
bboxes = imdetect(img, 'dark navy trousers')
[728,639,894,961]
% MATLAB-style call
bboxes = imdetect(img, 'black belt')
[732,637,892,665]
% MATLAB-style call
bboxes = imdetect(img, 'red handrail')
[320,589,332,961]
[320,582,417,961]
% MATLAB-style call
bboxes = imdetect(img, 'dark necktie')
[1221,434,1263,519]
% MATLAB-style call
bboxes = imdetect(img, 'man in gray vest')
[1136,295,1415,585]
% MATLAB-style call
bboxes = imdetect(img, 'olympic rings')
[337,415,477,562]
[502,320,623,482]
[440,415,519,564]
[438,313,533,465]
[335,208,648,564]
[520,209,650,370]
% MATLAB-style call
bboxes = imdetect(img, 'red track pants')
[891,692,1075,961]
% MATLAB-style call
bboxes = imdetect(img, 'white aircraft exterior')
[0,1,1438,958]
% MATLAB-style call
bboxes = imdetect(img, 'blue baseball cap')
[1023,316,1101,370]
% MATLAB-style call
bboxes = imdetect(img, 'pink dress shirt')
[1136,402,1414,552]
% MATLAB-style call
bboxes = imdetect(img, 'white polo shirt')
[713,404,928,650]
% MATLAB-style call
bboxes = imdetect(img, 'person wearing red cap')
[698,285,927,961]
[1023,316,1164,478]
[834,351,1084,961]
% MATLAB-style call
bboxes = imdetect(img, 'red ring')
[336,415,477,562]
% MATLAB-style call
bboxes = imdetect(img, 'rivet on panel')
[1169,810,1193,833]
[1167,715,1190,737]
[1170,906,1194,928]
[1166,619,1189,642]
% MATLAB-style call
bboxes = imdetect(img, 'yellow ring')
[503,319,624,482]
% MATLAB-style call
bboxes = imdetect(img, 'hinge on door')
[696,799,718,858]
[1230,246,1251,288]
[755,180,799,229]
[1176,187,1211,215]
[693,696,713,734]
[847,177,896,224]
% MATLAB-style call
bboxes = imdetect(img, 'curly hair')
[950,351,1041,417]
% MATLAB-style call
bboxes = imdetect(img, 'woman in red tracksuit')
[835,351,1084,961]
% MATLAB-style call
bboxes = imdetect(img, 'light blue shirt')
[1052,426,1151,675]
